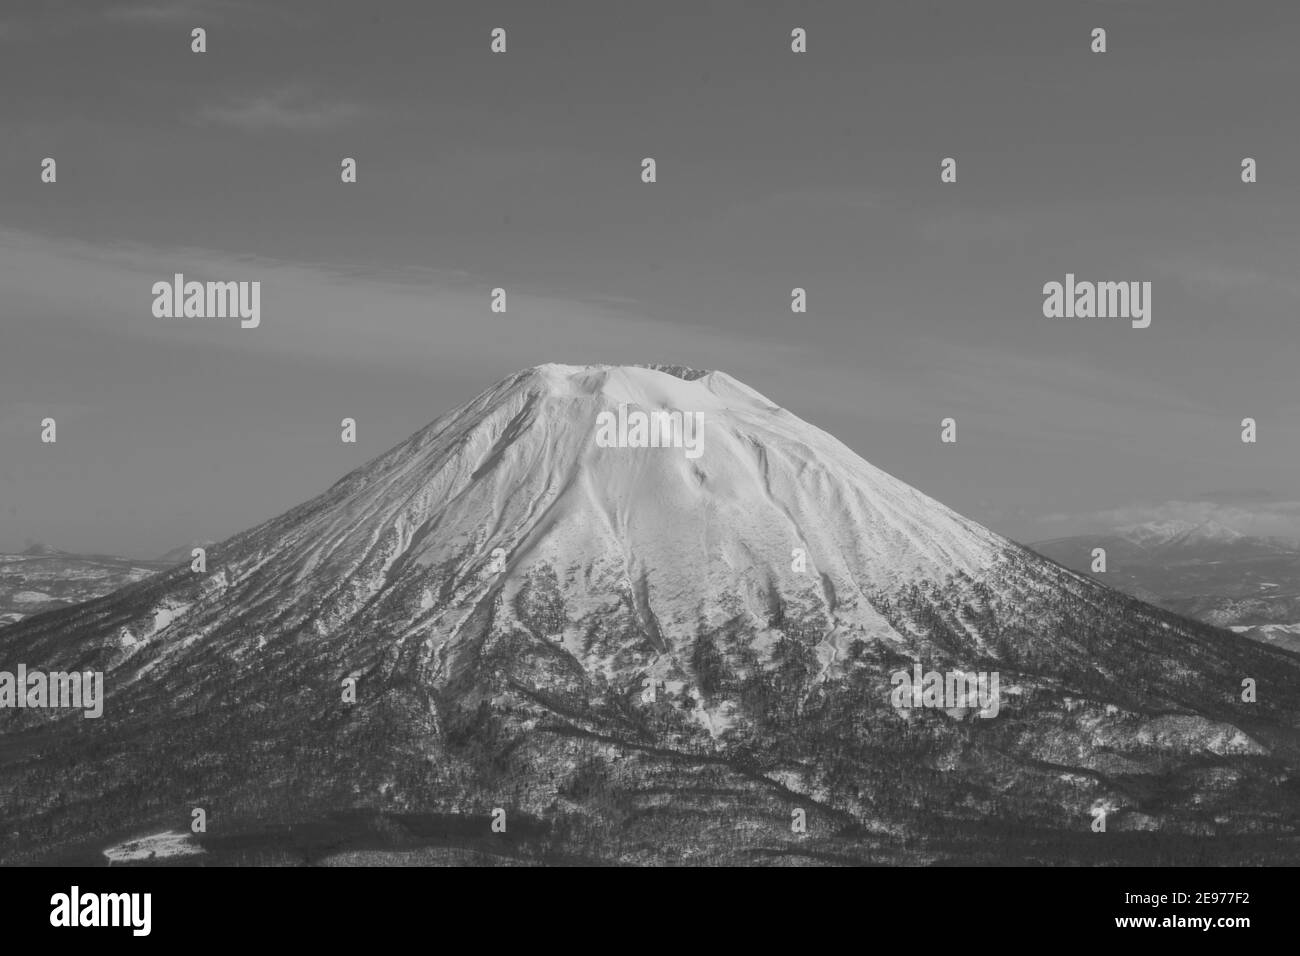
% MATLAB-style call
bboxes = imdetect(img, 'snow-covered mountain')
[21,364,1009,688]
[3,364,1297,866]
[1117,519,1250,550]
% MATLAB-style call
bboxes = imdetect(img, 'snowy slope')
[15,365,1016,689]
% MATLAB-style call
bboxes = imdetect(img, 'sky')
[1,0,1298,558]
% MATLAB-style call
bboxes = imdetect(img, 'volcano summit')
[2,364,1297,865]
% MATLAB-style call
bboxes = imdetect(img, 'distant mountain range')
[1031,521,1300,654]
[2,368,1297,865]
[0,544,169,629]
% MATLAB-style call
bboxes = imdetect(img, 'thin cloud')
[106,1,210,23]
[1151,256,1300,303]
[914,209,1034,246]
[0,225,812,382]
[104,0,260,24]
[195,86,361,132]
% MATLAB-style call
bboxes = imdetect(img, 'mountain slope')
[2,365,1297,866]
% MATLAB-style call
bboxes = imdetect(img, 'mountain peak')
[497,363,781,416]
[18,540,62,556]
[632,363,713,381]
[527,362,712,381]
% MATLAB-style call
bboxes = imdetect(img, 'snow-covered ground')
[103,829,205,863]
